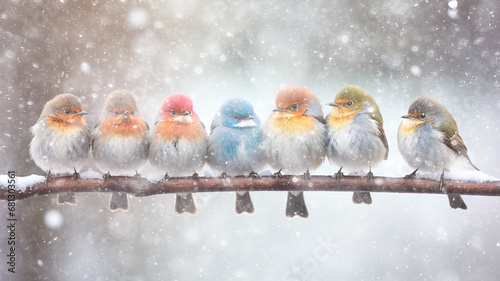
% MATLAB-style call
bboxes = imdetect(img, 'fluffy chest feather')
[99,117,148,138]
[153,121,205,141]
[326,113,386,169]
[269,115,317,133]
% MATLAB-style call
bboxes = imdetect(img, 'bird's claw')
[133,171,141,181]
[45,170,52,188]
[103,172,111,182]
[274,169,283,180]
[249,171,259,179]
[163,173,170,181]
[192,171,199,181]
[366,171,373,180]
[334,167,344,180]
[72,168,80,180]
[303,169,311,181]
[404,169,418,180]
[439,170,446,192]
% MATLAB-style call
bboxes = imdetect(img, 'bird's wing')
[209,113,222,134]
[443,133,479,170]
[306,99,325,123]
[377,124,389,160]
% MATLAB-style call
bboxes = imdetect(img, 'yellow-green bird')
[325,85,389,204]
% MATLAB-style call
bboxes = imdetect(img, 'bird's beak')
[77,110,88,115]
[235,116,257,127]
[401,114,411,119]
[327,102,340,107]
[180,111,191,116]
[174,114,194,124]
[272,107,286,112]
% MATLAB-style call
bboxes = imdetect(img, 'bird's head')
[220,98,259,128]
[400,96,457,134]
[102,90,142,124]
[157,93,197,125]
[41,93,87,128]
[327,85,382,123]
[272,84,323,121]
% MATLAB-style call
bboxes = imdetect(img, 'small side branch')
[1,175,499,201]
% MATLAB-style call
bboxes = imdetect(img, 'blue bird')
[207,98,265,214]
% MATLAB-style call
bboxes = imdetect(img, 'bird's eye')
[291,104,298,110]
[64,109,71,114]
[420,113,427,119]
[114,111,119,116]
[346,101,353,107]
[131,110,135,115]
[171,110,176,115]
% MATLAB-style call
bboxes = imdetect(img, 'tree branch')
[1,174,499,201]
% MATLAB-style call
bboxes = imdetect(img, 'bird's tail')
[353,191,372,204]
[236,191,254,214]
[57,192,77,205]
[286,191,308,218]
[109,192,129,212]
[175,193,197,214]
[447,194,467,209]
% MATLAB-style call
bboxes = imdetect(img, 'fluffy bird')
[398,96,478,209]
[91,90,149,211]
[207,98,265,214]
[30,93,90,205]
[149,93,208,214]
[262,84,326,218]
[325,85,388,204]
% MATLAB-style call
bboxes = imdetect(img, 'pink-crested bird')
[91,90,149,211]
[149,93,208,214]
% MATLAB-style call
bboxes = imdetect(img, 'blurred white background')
[1,0,499,280]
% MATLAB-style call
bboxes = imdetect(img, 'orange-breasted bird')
[91,90,149,211]
[30,93,90,205]
[262,84,326,218]
[149,93,208,214]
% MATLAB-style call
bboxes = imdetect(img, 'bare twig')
[1,175,499,201]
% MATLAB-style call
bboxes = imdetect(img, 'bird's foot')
[334,167,344,180]
[133,171,141,181]
[220,171,228,179]
[163,172,170,181]
[45,170,52,188]
[72,168,80,180]
[367,167,373,180]
[439,170,446,192]
[103,172,111,182]
[303,169,311,181]
[192,171,199,181]
[404,169,418,180]
[274,169,283,180]
[249,171,259,179]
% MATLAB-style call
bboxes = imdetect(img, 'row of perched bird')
[29,84,479,217]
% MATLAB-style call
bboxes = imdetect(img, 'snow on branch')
[1,174,499,201]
